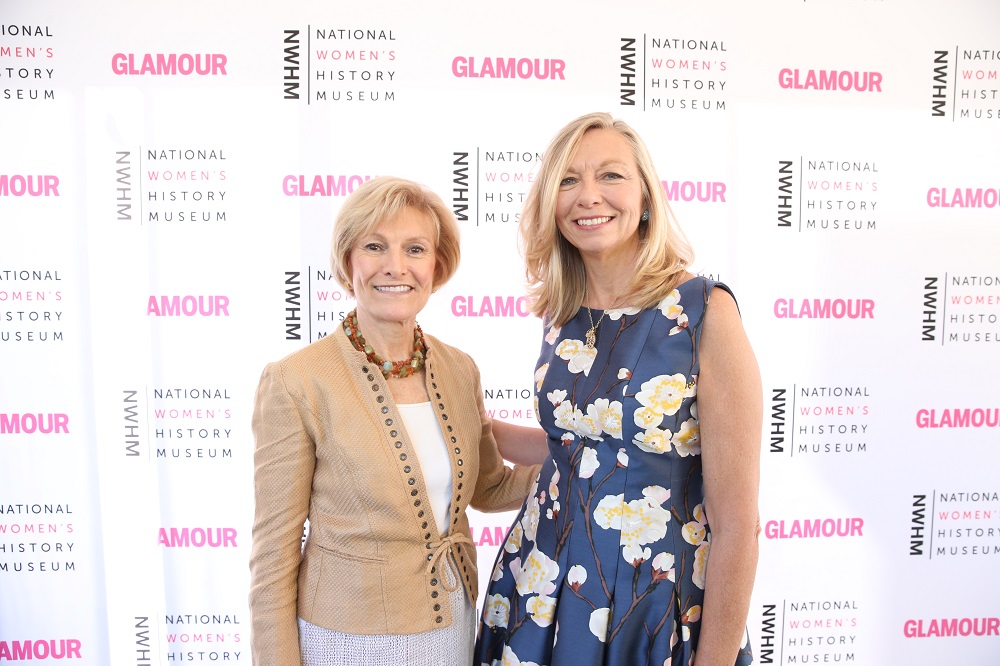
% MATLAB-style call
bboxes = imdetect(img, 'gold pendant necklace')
[584,286,626,349]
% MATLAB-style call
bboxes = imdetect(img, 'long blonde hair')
[520,112,694,327]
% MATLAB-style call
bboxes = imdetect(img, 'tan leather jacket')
[248,327,538,664]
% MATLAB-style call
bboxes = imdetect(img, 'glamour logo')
[282,174,372,196]
[778,69,883,92]
[147,295,230,317]
[452,57,565,80]
[0,174,59,196]
[662,180,726,203]
[927,187,1000,208]
[915,408,999,428]
[158,527,237,548]
[471,524,511,547]
[763,517,864,539]
[0,412,69,434]
[903,617,1000,638]
[773,298,875,319]
[111,53,228,76]
[451,296,531,318]
[0,639,82,660]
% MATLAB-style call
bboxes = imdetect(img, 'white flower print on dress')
[526,594,557,627]
[633,426,673,454]
[547,389,568,406]
[534,363,549,390]
[590,398,624,440]
[692,541,710,590]
[672,417,701,457]
[484,593,510,628]
[501,645,540,666]
[556,338,597,375]
[544,325,562,345]
[515,545,560,596]
[606,306,641,320]
[594,487,671,564]
[682,504,707,546]
[651,552,676,583]
[491,558,505,582]
[589,607,611,642]
[566,564,587,591]
[579,446,600,479]
[553,400,578,432]
[633,373,695,434]
[575,407,603,440]
[522,496,541,542]
[657,289,683,319]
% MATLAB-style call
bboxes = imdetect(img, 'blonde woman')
[476,114,761,666]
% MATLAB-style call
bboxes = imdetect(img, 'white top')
[396,401,453,535]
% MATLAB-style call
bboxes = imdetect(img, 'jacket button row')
[435,616,442,624]
[367,374,375,382]
[385,418,393,426]
[421,521,427,529]
[457,459,463,466]
[410,490,418,496]
[457,471,464,478]
[433,604,441,611]
[430,578,438,586]
[395,441,402,449]
[438,403,444,410]
[408,478,415,486]
[404,465,411,473]
[431,591,439,599]
[454,447,460,454]
[390,430,398,437]
[417,509,424,516]
[372,385,379,392]
[446,425,453,432]
[381,406,389,414]
[361,366,369,373]
[376,395,385,403]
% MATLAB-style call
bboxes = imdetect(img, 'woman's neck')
[354,310,416,361]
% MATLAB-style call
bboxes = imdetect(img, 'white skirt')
[297,563,475,666]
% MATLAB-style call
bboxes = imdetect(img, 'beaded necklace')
[343,309,427,379]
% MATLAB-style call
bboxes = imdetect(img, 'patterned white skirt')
[297,563,475,666]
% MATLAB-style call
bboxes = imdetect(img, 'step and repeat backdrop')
[2,0,999,663]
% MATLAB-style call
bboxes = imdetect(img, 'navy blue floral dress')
[475,277,753,666]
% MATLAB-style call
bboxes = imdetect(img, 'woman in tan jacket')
[249,176,543,665]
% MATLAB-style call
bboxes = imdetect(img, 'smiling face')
[349,206,437,335]
[555,128,645,267]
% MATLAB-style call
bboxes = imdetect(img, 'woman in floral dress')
[475,113,762,666]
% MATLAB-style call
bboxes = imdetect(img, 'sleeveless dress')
[475,277,753,666]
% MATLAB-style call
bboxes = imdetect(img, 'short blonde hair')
[520,112,694,327]
[331,176,461,293]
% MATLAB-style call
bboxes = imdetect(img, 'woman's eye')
[363,243,382,252]
[407,245,427,255]
[603,172,624,180]
[560,176,578,187]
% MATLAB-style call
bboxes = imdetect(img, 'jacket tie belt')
[426,532,476,592]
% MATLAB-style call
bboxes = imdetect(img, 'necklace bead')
[343,310,427,379]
